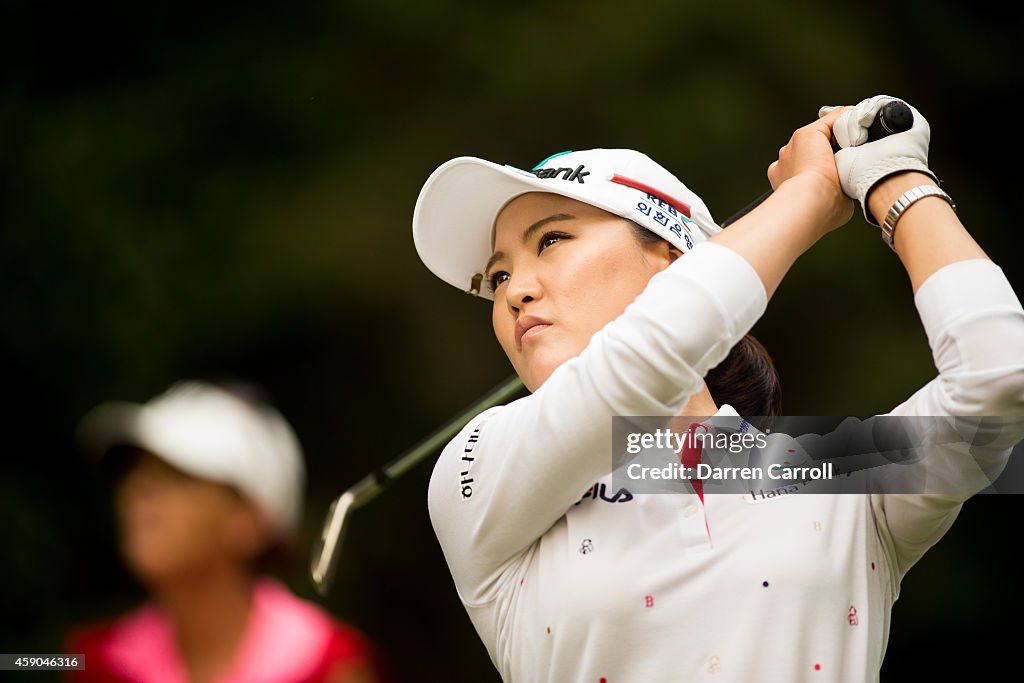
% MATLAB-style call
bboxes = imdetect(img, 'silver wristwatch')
[881,184,956,251]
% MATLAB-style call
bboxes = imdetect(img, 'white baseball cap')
[77,380,305,540]
[413,148,722,300]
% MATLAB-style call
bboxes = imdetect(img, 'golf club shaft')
[311,373,526,594]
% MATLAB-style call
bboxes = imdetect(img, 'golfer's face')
[489,193,674,391]
[114,451,266,584]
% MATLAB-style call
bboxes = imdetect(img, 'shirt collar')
[714,403,740,418]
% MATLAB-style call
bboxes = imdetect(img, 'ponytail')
[705,334,782,418]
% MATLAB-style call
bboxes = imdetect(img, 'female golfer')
[412,96,1024,681]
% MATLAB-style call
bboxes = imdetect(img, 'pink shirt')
[67,578,381,683]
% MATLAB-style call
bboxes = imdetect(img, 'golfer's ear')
[666,243,683,263]
[648,236,683,266]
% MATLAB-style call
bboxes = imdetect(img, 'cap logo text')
[531,164,589,184]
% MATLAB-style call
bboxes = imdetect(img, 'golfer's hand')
[832,95,936,226]
[767,107,855,236]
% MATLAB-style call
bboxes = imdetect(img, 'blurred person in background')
[65,380,389,683]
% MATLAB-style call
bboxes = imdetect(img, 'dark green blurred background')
[2,0,1021,680]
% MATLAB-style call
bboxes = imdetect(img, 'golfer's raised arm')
[426,240,767,602]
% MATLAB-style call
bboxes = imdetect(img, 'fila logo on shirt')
[530,164,590,184]
[575,482,634,505]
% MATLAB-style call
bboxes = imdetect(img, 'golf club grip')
[720,100,913,228]
[867,100,913,140]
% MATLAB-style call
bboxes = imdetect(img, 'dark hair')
[628,221,782,417]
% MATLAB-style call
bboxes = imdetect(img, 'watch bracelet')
[881,184,956,251]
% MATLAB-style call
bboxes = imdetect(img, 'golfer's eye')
[538,231,569,253]
[487,270,510,292]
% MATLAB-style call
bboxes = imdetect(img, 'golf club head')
[310,490,356,596]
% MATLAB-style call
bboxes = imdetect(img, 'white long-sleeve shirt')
[427,241,1024,682]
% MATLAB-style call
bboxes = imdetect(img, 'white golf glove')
[826,95,938,226]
